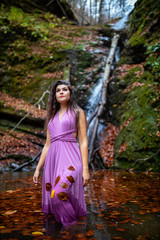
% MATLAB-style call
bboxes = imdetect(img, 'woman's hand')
[33,169,40,184]
[82,168,90,186]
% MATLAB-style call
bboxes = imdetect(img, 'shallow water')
[0,170,160,239]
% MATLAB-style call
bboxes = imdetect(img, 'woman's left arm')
[78,109,90,186]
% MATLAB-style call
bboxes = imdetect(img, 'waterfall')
[87,40,121,143]
[115,46,120,62]
[112,9,132,30]
[87,77,103,118]
[86,77,103,141]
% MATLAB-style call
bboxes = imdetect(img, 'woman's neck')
[59,103,68,112]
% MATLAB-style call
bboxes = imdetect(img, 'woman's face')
[56,84,70,104]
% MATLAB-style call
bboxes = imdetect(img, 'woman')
[33,80,90,226]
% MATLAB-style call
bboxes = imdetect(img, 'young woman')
[33,80,90,226]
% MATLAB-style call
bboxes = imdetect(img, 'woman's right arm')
[33,128,50,184]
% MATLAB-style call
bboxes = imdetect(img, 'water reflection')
[0,171,35,192]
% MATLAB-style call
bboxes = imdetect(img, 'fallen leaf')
[85,230,95,236]
[3,210,17,215]
[32,231,43,235]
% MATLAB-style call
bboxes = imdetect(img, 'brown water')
[0,170,160,240]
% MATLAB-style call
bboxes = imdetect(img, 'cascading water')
[112,9,132,30]
[112,1,136,31]
[87,77,103,117]
[86,39,121,157]
[86,77,103,142]
[86,47,121,116]
[87,5,134,132]
[115,46,120,62]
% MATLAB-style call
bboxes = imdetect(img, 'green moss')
[127,0,160,36]
[0,100,4,109]
[112,67,160,170]
[127,34,145,47]
[119,0,160,65]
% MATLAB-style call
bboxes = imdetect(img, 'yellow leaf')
[51,189,55,198]
[6,190,16,193]
[0,226,6,229]
[32,231,43,235]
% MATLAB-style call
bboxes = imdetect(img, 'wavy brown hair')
[44,80,80,131]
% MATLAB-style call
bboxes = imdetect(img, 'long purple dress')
[42,109,87,226]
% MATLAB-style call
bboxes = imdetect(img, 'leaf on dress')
[67,175,75,183]
[55,176,60,186]
[51,189,55,198]
[57,192,68,201]
[60,182,68,188]
[68,166,75,171]
[46,183,52,191]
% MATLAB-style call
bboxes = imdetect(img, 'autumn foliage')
[0,130,45,170]
[99,123,119,167]
[0,92,46,119]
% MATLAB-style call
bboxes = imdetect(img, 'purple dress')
[42,109,87,226]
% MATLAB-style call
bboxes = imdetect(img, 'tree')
[98,0,105,24]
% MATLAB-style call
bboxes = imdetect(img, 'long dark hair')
[44,80,80,131]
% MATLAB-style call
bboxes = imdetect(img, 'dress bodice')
[48,110,77,143]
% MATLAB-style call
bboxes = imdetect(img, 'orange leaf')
[85,230,95,236]
[96,224,103,230]
[116,228,126,232]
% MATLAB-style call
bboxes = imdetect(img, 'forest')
[0,0,160,239]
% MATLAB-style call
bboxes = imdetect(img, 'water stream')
[87,41,121,146]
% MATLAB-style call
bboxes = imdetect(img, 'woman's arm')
[78,109,90,186]
[33,128,50,184]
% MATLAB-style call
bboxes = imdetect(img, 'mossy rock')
[119,0,160,65]
[98,27,114,39]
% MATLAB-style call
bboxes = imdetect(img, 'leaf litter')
[0,170,160,239]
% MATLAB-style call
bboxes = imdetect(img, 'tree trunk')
[98,0,104,24]
[89,0,92,24]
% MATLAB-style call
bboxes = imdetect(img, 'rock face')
[108,0,160,171]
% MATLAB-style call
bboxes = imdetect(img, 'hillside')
[0,3,107,171]
[105,0,160,171]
